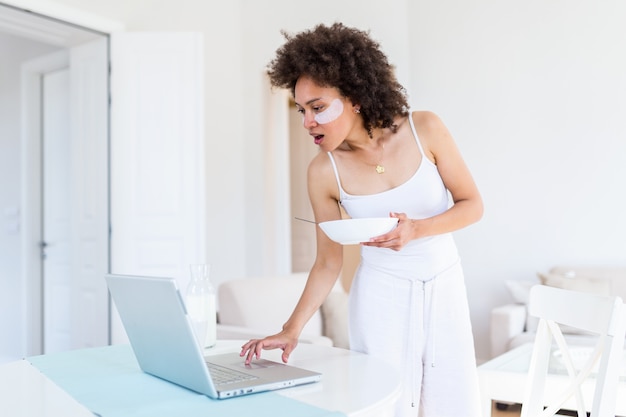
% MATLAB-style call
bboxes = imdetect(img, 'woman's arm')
[240,153,344,363]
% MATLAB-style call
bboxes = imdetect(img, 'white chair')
[521,285,626,417]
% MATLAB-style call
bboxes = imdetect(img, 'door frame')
[0,1,124,34]
[12,1,206,354]
[10,0,123,356]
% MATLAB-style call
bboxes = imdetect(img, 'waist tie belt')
[405,259,459,408]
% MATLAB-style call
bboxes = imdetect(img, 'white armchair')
[490,266,626,358]
[216,272,350,349]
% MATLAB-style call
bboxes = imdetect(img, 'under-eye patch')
[314,99,344,124]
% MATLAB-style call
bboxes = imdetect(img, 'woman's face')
[294,76,360,152]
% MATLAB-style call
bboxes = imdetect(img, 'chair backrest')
[521,285,626,417]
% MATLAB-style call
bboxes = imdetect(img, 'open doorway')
[1,1,207,361]
[0,2,110,361]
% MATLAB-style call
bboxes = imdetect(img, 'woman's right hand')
[240,330,299,365]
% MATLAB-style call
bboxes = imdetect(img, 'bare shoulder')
[307,151,340,204]
[308,150,331,171]
[411,110,448,134]
[410,110,456,163]
[307,150,335,182]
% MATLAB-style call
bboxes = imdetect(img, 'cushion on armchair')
[320,291,349,349]
[217,273,349,348]
[548,266,626,301]
[538,271,611,296]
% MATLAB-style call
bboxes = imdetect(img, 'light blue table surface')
[28,344,345,417]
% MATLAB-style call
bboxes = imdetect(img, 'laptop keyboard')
[206,362,259,385]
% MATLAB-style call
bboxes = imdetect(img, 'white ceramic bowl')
[318,217,399,245]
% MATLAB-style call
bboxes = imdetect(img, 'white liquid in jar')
[186,293,217,348]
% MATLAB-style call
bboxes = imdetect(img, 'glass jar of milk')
[185,263,217,349]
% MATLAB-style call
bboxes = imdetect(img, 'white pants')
[349,259,482,417]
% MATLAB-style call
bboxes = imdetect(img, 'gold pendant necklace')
[375,141,385,174]
[357,137,386,173]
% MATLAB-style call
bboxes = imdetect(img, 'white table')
[478,343,626,417]
[209,341,401,416]
[0,360,94,417]
[0,341,401,417]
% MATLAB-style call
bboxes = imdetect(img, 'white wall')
[0,32,59,361]
[408,0,626,360]
[31,0,626,362]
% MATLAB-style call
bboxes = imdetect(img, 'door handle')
[39,241,49,260]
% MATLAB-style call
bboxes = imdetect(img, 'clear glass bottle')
[185,263,217,349]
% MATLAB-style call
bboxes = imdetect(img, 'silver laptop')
[105,273,321,399]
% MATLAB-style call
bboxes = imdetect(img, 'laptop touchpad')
[238,360,275,369]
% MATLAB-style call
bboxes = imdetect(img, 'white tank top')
[327,113,459,279]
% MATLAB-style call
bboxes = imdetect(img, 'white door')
[40,38,109,353]
[42,68,72,353]
[109,32,206,344]
[22,37,109,355]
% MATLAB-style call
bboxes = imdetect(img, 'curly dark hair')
[267,23,409,137]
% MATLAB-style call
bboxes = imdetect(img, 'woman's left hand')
[362,212,422,251]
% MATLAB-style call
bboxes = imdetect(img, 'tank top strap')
[408,112,426,157]
[326,151,345,200]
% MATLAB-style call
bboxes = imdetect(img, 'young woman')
[241,23,483,417]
